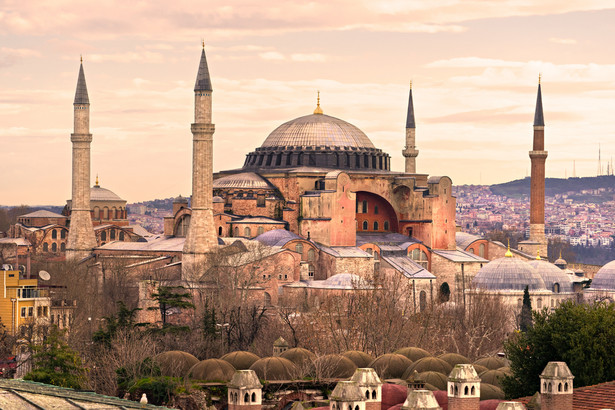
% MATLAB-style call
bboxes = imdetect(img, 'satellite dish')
[38,271,51,281]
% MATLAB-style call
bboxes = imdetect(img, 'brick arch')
[355,191,398,233]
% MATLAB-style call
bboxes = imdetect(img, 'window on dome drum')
[120,231,125,241]
[51,230,57,239]
[103,207,109,219]
[110,230,116,240]
[362,221,368,230]
[61,230,66,239]
[553,283,560,293]
[94,207,100,219]
[244,227,251,237]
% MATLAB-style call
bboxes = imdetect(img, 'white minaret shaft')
[66,60,97,259]
[182,45,217,278]
[402,82,418,173]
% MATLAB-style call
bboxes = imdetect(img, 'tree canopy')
[503,301,615,399]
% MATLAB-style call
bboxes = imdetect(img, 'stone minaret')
[540,361,573,410]
[402,82,418,173]
[182,45,218,278]
[66,59,97,260]
[529,76,548,258]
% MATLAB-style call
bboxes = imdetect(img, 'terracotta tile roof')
[516,380,615,409]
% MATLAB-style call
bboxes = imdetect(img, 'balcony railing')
[17,288,49,299]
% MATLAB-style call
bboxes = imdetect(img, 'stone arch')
[464,386,468,395]
[471,385,475,395]
[355,191,399,233]
[174,214,191,237]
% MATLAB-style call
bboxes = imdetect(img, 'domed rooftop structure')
[213,172,275,190]
[90,184,124,202]
[438,353,470,367]
[153,351,199,377]
[342,350,374,368]
[395,347,432,362]
[256,229,302,247]
[479,369,507,389]
[249,357,298,380]
[403,357,452,378]
[220,351,260,370]
[590,260,615,290]
[474,356,506,371]
[527,259,574,293]
[187,359,235,382]
[368,353,413,379]
[417,371,448,390]
[242,106,390,171]
[480,383,505,401]
[280,348,316,368]
[472,256,546,291]
[313,354,357,379]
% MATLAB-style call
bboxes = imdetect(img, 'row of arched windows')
[450,385,476,396]
[229,391,257,403]
[50,229,66,239]
[100,230,126,242]
[232,226,267,238]
[359,220,390,231]
[43,242,65,252]
[93,206,126,220]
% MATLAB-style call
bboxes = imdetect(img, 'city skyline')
[2,1,615,206]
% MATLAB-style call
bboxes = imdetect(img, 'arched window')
[384,221,389,231]
[471,386,475,395]
[366,248,373,255]
[308,264,315,278]
[419,290,427,312]
[362,221,368,230]
[411,248,429,269]
[251,392,256,402]
[307,248,315,262]
[43,243,48,252]
[365,390,369,399]
[362,200,368,213]
[51,230,57,239]
[51,243,57,252]
[234,227,239,237]
[295,243,303,256]
[103,207,109,219]
[479,243,485,257]
[264,293,271,306]
[175,215,191,237]
[257,226,264,236]
[464,386,469,395]
[110,230,116,240]
[537,298,543,309]
[120,231,125,241]
[93,207,100,219]
[244,393,249,403]
[101,231,107,241]
[218,226,223,236]
[371,390,376,399]
[553,283,560,293]
[373,221,379,231]
[60,230,66,239]
[60,243,66,251]
[111,207,116,219]
[244,227,251,237]
[468,247,474,254]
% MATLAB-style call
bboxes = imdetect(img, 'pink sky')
[2,1,615,206]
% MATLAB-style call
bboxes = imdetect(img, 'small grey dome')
[527,259,574,293]
[473,257,546,291]
[213,172,274,189]
[591,260,615,290]
[90,185,124,202]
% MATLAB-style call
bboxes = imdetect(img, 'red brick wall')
[448,397,479,410]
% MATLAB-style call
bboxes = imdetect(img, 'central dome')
[260,113,375,149]
[242,110,390,172]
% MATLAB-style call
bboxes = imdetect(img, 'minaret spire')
[66,59,97,259]
[526,75,548,258]
[183,44,218,278]
[402,81,419,173]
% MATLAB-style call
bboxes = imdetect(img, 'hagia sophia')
[5,44,615,319]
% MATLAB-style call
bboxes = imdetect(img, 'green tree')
[93,301,141,348]
[24,327,86,389]
[503,301,615,399]
[148,286,195,327]
[519,286,533,332]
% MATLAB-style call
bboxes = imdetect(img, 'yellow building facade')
[0,268,50,335]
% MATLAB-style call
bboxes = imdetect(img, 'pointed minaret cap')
[74,59,89,105]
[505,239,513,257]
[406,81,415,129]
[194,45,213,92]
[533,74,544,126]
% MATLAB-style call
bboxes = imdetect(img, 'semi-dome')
[213,172,275,190]
[527,259,574,293]
[591,260,615,290]
[242,110,390,171]
[472,257,546,291]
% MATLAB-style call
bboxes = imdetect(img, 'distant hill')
[490,175,615,199]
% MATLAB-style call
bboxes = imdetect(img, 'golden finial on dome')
[538,73,541,85]
[505,239,513,257]
[95,174,99,186]
[313,90,323,115]
[536,250,541,260]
